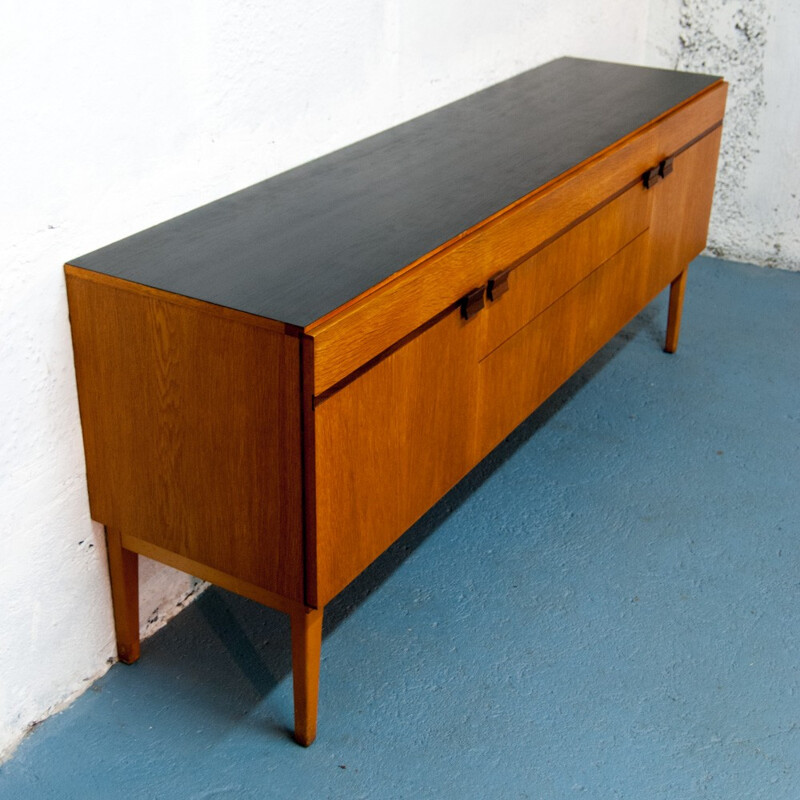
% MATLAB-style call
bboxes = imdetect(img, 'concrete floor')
[2,256,799,799]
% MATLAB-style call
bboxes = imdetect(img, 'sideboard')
[65,57,726,745]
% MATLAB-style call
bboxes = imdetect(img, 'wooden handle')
[460,286,486,320]
[487,268,511,302]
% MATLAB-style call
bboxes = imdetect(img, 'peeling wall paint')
[0,0,652,762]
[647,1,800,270]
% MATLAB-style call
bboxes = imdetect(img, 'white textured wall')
[0,0,650,761]
[646,0,800,270]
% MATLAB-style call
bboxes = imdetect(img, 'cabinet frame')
[65,60,727,746]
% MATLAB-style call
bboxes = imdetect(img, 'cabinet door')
[66,274,305,601]
[648,125,723,286]
[312,305,482,605]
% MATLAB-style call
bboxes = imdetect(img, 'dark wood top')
[68,57,720,328]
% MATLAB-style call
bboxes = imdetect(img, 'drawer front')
[307,82,727,396]
[475,231,654,459]
[312,304,482,605]
[479,181,651,359]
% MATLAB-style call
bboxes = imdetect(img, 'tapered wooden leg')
[105,527,140,664]
[290,606,323,746]
[664,267,689,353]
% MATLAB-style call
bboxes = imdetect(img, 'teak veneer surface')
[313,304,483,603]
[476,232,654,457]
[68,58,720,328]
[309,118,724,604]
[307,81,726,394]
[65,274,305,602]
[649,125,724,288]
[477,181,651,359]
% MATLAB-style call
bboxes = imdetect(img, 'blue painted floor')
[2,256,799,799]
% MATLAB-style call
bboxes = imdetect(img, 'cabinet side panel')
[66,273,304,602]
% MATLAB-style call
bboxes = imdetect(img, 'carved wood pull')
[460,286,486,320]
[643,166,661,189]
[487,268,511,302]
[644,155,675,188]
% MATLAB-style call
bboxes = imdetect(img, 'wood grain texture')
[300,335,320,608]
[66,274,305,602]
[308,82,727,395]
[308,83,726,604]
[665,268,689,354]
[120,533,307,616]
[479,182,651,358]
[291,607,324,746]
[648,123,724,288]
[475,232,655,460]
[312,305,482,605]
[105,527,140,664]
[63,265,296,335]
[68,60,721,328]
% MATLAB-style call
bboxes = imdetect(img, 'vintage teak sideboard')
[65,58,726,745]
